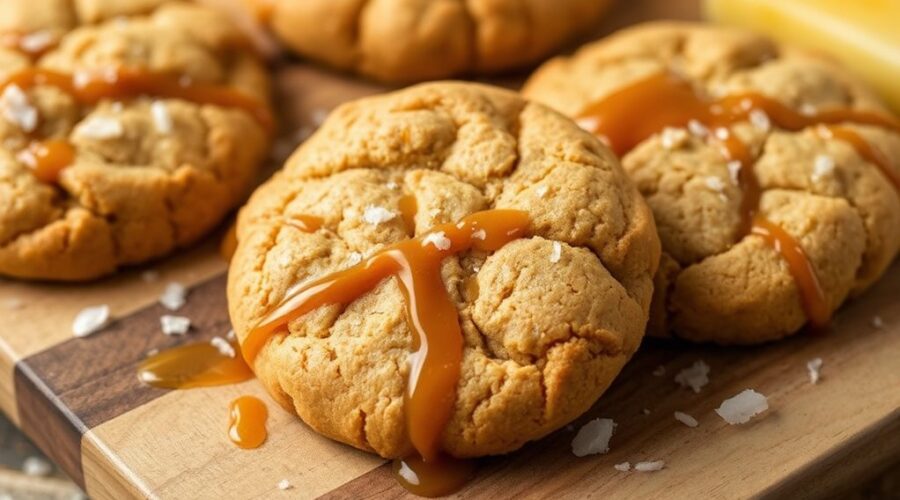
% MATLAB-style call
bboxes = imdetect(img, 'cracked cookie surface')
[227,82,659,458]
[0,1,271,280]
[523,22,900,344]
[250,0,611,83]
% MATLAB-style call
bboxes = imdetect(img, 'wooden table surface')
[1,0,899,498]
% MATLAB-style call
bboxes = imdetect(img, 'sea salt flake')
[727,160,742,185]
[76,115,123,139]
[22,456,52,477]
[634,460,665,472]
[675,360,710,393]
[471,229,487,241]
[688,119,708,137]
[362,205,396,225]
[811,155,835,182]
[642,408,651,415]
[716,389,769,424]
[652,365,666,377]
[210,336,235,357]
[535,185,549,198]
[674,411,699,428]
[807,357,823,384]
[614,462,631,472]
[550,241,562,263]
[347,251,363,266]
[277,479,292,490]
[226,329,237,341]
[19,31,56,53]
[705,176,727,193]
[1,84,38,132]
[385,181,399,190]
[571,418,616,457]
[160,315,190,336]
[749,109,771,131]
[73,305,110,337]
[159,282,187,311]
[714,127,730,140]
[660,127,689,149]
[872,315,884,328]
[151,101,172,133]
[422,231,451,251]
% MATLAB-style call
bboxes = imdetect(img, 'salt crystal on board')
[872,316,884,328]
[211,336,235,357]
[22,456,52,477]
[159,282,187,311]
[675,360,710,393]
[72,305,110,337]
[674,411,699,428]
[614,462,631,472]
[160,315,190,336]
[634,461,665,472]
[715,389,768,424]
[807,357,823,384]
[571,418,616,457]
[277,479,291,490]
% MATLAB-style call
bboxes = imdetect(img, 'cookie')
[0,2,272,280]
[248,0,611,83]
[523,22,900,344]
[227,82,659,459]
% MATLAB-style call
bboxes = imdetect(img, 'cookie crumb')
[277,479,292,490]
[571,418,615,457]
[160,315,190,336]
[687,119,708,137]
[550,241,562,263]
[151,101,173,134]
[422,231,451,250]
[160,282,187,311]
[716,389,768,424]
[1,84,38,132]
[811,155,835,182]
[726,160,742,185]
[660,127,689,149]
[807,357,823,384]
[535,184,549,198]
[347,252,363,266]
[614,462,631,472]
[211,336,235,357]
[652,365,666,377]
[674,411,698,428]
[872,315,884,328]
[362,205,396,225]
[749,109,771,132]
[73,305,110,337]
[76,115,124,139]
[22,456,52,477]
[675,360,710,393]
[634,460,665,472]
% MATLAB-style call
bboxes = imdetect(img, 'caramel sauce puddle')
[577,72,900,328]
[137,339,253,390]
[244,209,529,464]
[228,395,268,449]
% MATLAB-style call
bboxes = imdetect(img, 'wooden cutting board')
[1,0,898,498]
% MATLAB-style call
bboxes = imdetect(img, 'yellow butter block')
[704,0,900,113]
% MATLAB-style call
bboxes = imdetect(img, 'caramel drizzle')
[137,338,253,389]
[228,395,268,449]
[577,72,900,327]
[244,209,530,461]
[2,66,273,184]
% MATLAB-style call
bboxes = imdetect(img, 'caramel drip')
[819,125,900,191]
[137,339,253,389]
[750,216,830,327]
[398,195,418,236]
[392,454,475,498]
[228,395,268,449]
[17,139,75,184]
[0,67,273,132]
[574,71,900,328]
[244,209,530,462]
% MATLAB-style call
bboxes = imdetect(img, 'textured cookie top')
[257,0,610,83]
[0,2,271,280]
[228,82,659,458]
[524,22,900,343]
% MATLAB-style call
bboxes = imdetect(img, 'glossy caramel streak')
[0,67,273,132]
[751,216,830,327]
[244,209,530,461]
[137,339,253,389]
[820,125,900,192]
[392,454,475,497]
[399,195,418,237]
[17,139,75,184]
[228,395,268,449]
[577,72,900,157]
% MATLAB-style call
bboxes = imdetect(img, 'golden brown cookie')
[523,22,900,344]
[249,0,611,83]
[0,2,271,281]
[227,82,659,459]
